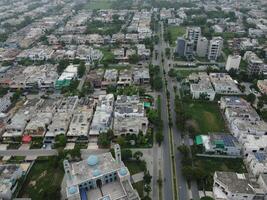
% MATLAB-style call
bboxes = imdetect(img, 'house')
[239,135,267,156]
[89,94,114,136]
[101,69,118,89]
[209,73,241,95]
[245,152,267,177]
[213,171,265,200]
[0,164,23,200]
[55,64,78,89]
[132,68,150,85]
[195,134,241,156]
[86,69,104,89]
[24,112,53,137]
[0,93,12,113]
[257,80,267,95]
[188,72,215,101]
[113,95,148,136]
[117,69,132,87]
[220,96,250,111]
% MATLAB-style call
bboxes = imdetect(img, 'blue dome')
[87,155,98,166]
[92,169,101,177]
[119,167,128,176]
[102,196,111,200]
[68,186,77,194]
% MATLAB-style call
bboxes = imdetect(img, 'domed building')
[63,144,140,200]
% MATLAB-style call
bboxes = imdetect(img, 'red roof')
[22,135,32,143]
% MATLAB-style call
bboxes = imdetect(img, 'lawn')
[124,160,146,175]
[132,181,144,198]
[194,157,246,190]
[85,0,113,10]
[19,159,64,199]
[183,101,226,134]
[167,26,186,45]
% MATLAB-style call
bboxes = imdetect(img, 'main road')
[154,21,200,200]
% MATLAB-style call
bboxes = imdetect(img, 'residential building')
[0,164,23,200]
[186,27,201,48]
[117,70,132,87]
[176,37,186,57]
[132,68,150,85]
[64,144,140,200]
[113,95,148,136]
[213,171,265,200]
[189,72,215,101]
[196,37,208,58]
[225,55,241,71]
[245,152,267,177]
[244,51,264,75]
[257,80,267,95]
[55,64,78,89]
[208,37,223,61]
[195,134,241,156]
[209,73,241,95]
[0,93,12,113]
[240,135,267,156]
[101,69,118,89]
[89,94,114,136]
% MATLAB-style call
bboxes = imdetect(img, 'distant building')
[63,144,140,200]
[225,55,241,71]
[196,37,208,58]
[186,27,201,48]
[244,51,264,75]
[55,64,78,89]
[208,37,223,61]
[184,40,194,57]
[176,37,186,57]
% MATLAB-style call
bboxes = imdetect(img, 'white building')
[225,55,241,71]
[186,27,201,47]
[89,94,114,136]
[245,152,267,177]
[208,37,223,61]
[196,37,208,57]
[213,171,265,200]
[64,144,140,200]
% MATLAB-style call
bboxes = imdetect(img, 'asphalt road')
[0,149,58,156]
[157,21,200,200]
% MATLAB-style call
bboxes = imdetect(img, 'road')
[0,149,58,156]
[152,25,174,200]
[156,21,200,200]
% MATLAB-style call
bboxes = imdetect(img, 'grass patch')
[7,143,21,149]
[194,157,246,190]
[167,26,186,45]
[132,181,144,198]
[124,160,146,174]
[6,156,25,163]
[184,101,226,133]
[85,0,113,10]
[19,159,64,199]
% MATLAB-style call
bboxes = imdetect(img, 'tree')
[78,62,86,78]
[143,170,152,184]
[246,93,256,104]
[121,149,132,161]
[11,90,21,103]
[133,151,143,161]
[55,134,67,148]
[57,59,69,74]
[144,184,152,195]
[97,133,110,148]
[129,54,140,64]
[200,197,214,200]
[117,136,126,147]
[156,131,164,145]
[168,68,177,77]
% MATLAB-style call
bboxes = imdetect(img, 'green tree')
[129,54,140,64]
[246,93,256,104]
[121,149,132,161]
[133,151,143,161]
[78,62,86,78]
[156,131,164,145]
[55,134,67,148]
[97,133,110,148]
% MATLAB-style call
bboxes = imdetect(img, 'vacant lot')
[85,0,113,10]
[194,157,246,190]
[167,26,186,45]
[19,158,64,199]
[184,101,226,133]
